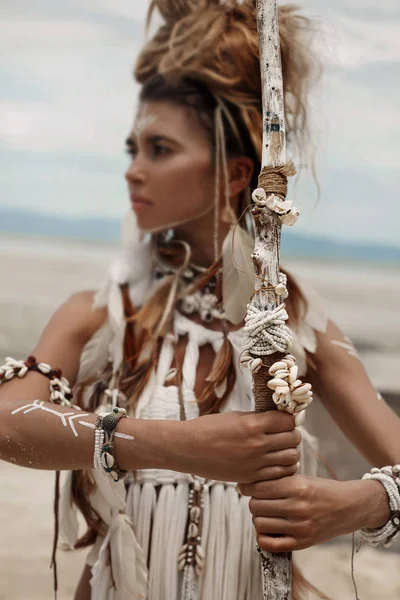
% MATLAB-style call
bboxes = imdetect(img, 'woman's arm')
[240,319,400,551]
[310,319,400,466]
[0,293,301,483]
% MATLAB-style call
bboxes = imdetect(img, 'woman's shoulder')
[50,290,108,343]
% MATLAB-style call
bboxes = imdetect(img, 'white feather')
[76,323,113,384]
[222,226,255,325]
[59,471,79,550]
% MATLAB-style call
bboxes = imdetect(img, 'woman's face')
[125,101,216,233]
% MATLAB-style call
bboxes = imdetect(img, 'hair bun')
[149,0,207,24]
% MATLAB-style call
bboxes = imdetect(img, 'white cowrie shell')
[268,361,287,375]
[295,410,306,427]
[291,379,303,389]
[266,194,279,210]
[196,545,205,559]
[190,506,201,522]
[267,378,285,390]
[275,386,290,396]
[275,284,288,296]
[178,559,186,571]
[250,358,263,373]
[275,200,292,214]
[289,365,298,383]
[188,523,199,538]
[164,368,178,383]
[285,354,296,363]
[272,391,283,404]
[292,383,312,397]
[38,363,52,373]
[101,452,115,469]
[282,358,295,369]
[272,369,290,380]
[252,188,267,204]
[292,391,313,402]
[381,466,393,476]
[281,207,300,226]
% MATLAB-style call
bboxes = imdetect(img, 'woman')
[0,2,399,599]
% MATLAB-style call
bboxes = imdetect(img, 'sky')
[0,0,399,247]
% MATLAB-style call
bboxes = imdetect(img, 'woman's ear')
[227,156,254,197]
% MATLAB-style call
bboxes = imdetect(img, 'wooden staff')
[243,1,303,597]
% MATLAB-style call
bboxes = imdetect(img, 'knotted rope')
[258,161,297,199]
[244,303,293,356]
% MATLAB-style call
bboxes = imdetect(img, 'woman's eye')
[125,146,137,158]
[152,144,171,157]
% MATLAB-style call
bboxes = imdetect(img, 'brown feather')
[198,336,236,413]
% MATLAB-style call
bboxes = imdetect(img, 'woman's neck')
[175,214,231,267]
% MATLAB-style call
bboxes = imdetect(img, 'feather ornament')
[198,336,235,413]
[222,226,255,325]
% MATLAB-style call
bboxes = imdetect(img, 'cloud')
[0,0,398,248]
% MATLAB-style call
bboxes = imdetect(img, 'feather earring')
[222,225,255,325]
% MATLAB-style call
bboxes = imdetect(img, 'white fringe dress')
[59,234,328,600]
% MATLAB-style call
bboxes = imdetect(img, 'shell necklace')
[154,260,226,323]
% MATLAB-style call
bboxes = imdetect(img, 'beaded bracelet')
[94,407,128,483]
[360,465,400,548]
[0,356,73,407]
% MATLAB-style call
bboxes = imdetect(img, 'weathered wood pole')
[248,1,295,597]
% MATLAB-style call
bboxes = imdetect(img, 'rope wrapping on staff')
[258,162,297,199]
[244,303,293,355]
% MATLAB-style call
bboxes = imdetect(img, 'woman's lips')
[130,194,153,211]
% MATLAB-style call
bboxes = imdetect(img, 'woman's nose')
[125,159,146,185]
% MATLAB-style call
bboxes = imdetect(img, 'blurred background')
[0,1,399,598]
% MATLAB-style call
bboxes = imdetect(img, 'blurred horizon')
[1,204,400,265]
[1,0,399,248]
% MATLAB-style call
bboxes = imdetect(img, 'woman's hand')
[239,476,391,552]
[161,411,301,484]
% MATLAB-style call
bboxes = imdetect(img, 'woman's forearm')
[356,479,392,530]
[0,395,302,484]
[0,396,170,472]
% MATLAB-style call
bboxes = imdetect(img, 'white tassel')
[149,484,176,599]
[222,487,242,598]
[201,484,226,599]
[181,564,198,600]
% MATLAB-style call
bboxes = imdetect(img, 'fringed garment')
[59,231,328,600]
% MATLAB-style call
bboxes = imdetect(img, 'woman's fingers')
[263,430,301,453]
[255,411,296,434]
[240,476,298,498]
[252,516,291,535]
[256,534,298,553]
[251,464,298,483]
[262,447,300,467]
[249,497,293,517]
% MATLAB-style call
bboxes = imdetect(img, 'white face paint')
[330,336,360,359]
[134,109,157,136]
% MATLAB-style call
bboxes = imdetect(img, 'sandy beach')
[1,234,399,599]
